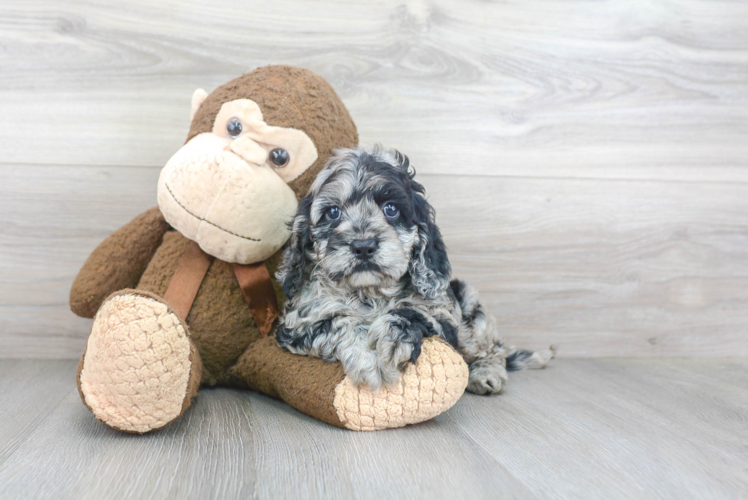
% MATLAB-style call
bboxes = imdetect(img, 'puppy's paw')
[467,356,509,395]
[375,336,418,386]
[342,338,416,390]
[338,348,387,390]
[377,321,421,366]
[339,336,420,391]
[374,319,426,385]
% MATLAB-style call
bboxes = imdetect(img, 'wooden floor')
[1,359,746,500]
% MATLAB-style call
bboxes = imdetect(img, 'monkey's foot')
[233,336,469,431]
[77,289,202,433]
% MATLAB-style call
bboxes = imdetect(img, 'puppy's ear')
[408,179,452,300]
[392,149,411,175]
[277,195,313,299]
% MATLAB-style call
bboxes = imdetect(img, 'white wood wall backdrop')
[1,0,747,358]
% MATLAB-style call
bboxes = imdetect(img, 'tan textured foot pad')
[333,338,469,431]
[78,290,200,433]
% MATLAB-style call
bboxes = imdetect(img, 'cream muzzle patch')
[157,98,319,265]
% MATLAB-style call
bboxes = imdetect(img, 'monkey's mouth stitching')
[165,183,261,242]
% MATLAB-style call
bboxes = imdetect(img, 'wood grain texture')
[1,359,746,499]
[0,360,77,466]
[1,0,747,357]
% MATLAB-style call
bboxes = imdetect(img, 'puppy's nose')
[351,239,378,260]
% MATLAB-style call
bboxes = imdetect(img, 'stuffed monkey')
[70,65,469,433]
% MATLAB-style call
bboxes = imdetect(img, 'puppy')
[275,146,553,394]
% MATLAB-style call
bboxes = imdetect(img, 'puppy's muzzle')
[351,239,378,261]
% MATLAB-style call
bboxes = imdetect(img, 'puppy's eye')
[227,118,243,138]
[383,203,399,219]
[325,206,341,221]
[269,148,290,168]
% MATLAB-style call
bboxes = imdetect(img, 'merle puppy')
[275,146,553,394]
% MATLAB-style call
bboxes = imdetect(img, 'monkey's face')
[157,97,318,264]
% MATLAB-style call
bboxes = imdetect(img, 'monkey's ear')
[190,89,208,121]
[277,195,314,300]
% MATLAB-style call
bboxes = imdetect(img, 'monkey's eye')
[269,148,290,168]
[383,203,399,219]
[325,206,341,221]
[227,118,243,138]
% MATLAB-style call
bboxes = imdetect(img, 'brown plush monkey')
[71,65,468,433]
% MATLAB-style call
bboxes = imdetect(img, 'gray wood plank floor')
[1,359,746,500]
[2,0,747,359]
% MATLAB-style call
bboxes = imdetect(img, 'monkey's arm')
[231,335,469,431]
[70,207,170,318]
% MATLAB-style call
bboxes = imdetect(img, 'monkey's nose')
[351,239,378,260]
[229,136,267,165]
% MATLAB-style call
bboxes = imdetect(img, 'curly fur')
[275,145,553,392]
